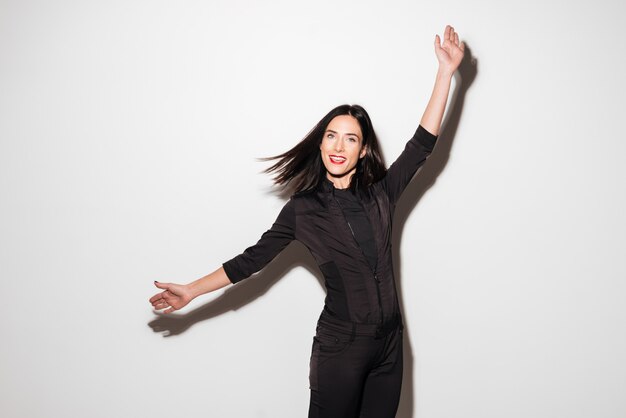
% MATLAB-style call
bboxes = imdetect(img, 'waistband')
[318,309,403,340]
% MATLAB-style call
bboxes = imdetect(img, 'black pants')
[308,311,404,418]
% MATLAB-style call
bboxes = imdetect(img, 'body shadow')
[395,46,477,418]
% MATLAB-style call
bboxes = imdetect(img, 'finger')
[149,290,171,303]
[444,25,451,41]
[434,34,441,50]
[455,32,459,45]
[460,41,466,52]
[154,301,169,310]
[449,26,455,42]
[154,281,170,290]
[164,307,176,314]
[150,292,170,304]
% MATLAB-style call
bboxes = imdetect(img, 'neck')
[326,172,354,189]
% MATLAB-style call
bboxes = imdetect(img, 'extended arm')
[149,199,296,314]
[149,267,231,314]
[420,25,465,136]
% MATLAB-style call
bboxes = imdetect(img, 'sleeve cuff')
[415,125,438,150]
[222,260,245,284]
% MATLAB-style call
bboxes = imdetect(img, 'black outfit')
[223,125,437,417]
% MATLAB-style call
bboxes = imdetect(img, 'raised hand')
[434,25,465,75]
[149,281,193,314]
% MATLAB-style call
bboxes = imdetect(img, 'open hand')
[149,281,193,314]
[435,25,465,75]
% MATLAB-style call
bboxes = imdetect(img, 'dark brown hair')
[260,104,387,194]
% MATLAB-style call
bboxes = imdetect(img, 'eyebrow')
[325,129,361,139]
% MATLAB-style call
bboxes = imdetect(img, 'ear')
[359,145,367,159]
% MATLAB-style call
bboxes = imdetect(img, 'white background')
[1,1,625,417]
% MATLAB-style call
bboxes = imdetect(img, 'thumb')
[154,281,170,290]
[434,34,441,50]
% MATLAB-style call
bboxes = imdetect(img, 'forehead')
[326,115,362,137]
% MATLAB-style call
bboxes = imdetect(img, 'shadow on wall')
[395,45,477,418]
[148,44,477,417]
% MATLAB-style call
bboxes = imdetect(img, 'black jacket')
[223,125,437,325]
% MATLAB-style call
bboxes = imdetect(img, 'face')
[319,115,367,188]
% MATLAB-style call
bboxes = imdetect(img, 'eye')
[347,137,357,143]
[326,133,335,139]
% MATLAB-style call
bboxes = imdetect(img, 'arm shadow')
[148,241,324,337]
[395,45,478,418]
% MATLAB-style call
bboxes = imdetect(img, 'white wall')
[1,1,625,417]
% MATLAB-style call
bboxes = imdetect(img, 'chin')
[325,165,347,176]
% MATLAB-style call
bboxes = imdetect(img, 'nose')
[334,137,344,152]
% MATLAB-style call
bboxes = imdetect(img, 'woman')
[150,25,465,418]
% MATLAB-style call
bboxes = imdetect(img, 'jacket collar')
[319,177,336,193]
[319,176,361,196]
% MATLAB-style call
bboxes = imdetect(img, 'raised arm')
[420,25,465,135]
[382,25,464,204]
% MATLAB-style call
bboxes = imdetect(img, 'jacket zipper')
[332,190,384,325]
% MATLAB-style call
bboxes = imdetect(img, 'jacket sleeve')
[381,124,438,205]
[222,198,296,283]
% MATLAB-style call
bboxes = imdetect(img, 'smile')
[329,155,346,164]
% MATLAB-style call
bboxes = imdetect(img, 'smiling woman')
[149,25,466,418]
[259,103,387,194]
[320,115,367,189]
